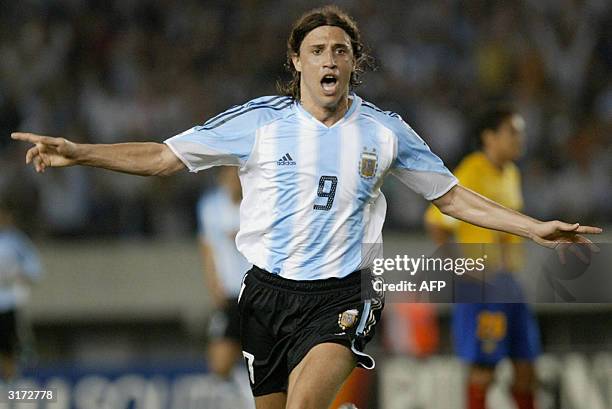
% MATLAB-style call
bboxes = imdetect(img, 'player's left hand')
[530,221,602,263]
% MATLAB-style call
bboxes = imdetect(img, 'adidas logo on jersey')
[277,153,296,166]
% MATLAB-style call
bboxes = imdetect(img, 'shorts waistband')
[249,266,363,292]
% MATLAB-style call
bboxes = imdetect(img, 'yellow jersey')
[425,151,524,270]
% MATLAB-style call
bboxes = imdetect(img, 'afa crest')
[338,309,359,330]
[359,147,378,179]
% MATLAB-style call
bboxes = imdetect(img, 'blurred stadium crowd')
[0,0,610,238]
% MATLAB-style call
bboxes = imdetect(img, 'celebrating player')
[425,108,539,409]
[12,6,600,409]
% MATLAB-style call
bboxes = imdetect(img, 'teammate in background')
[196,166,253,408]
[425,108,539,409]
[12,6,600,409]
[0,198,43,381]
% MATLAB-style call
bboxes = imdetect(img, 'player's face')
[292,25,354,110]
[495,114,525,161]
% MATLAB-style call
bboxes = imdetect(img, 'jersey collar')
[294,93,362,129]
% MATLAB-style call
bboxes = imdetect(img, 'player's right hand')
[11,132,78,173]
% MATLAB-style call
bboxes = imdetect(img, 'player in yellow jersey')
[425,108,538,409]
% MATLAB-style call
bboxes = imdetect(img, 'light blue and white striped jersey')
[197,187,251,296]
[0,228,43,311]
[166,94,457,280]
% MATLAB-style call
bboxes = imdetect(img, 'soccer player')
[0,198,43,381]
[425,108,539,409]
[197,166,253,408]
[11,6,600,409]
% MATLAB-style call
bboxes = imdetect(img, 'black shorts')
[208,297,241,342]
[238,266,383,396]
[0,309,19,356]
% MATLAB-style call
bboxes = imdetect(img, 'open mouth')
[320,75,338,94]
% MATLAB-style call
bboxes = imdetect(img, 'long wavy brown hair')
[277,5,375,100]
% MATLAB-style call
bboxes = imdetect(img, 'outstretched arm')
[11,132,186,176]
[433,185,602,248]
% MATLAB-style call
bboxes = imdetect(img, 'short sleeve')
[164,96,292,172]
[390,120,458,200]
